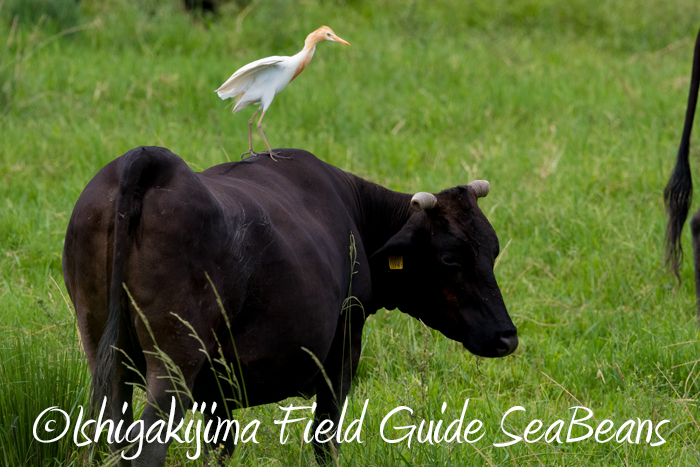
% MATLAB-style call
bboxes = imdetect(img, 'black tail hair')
[91,147,169,410]
[664,27,700,281]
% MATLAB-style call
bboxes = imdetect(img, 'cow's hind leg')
[126,328,205,466]
[130,373,192,467]
[127,313,216,465]
[690,209,700,320]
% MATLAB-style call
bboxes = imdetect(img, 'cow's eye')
[440,254,460,267]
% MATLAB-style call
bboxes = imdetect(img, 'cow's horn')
[468,180,490,198]
[410,192,438,212]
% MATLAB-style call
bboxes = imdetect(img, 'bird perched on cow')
[215,26,350,161]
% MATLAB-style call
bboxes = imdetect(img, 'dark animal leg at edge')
[690,210,700,322]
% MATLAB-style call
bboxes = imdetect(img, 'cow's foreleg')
[311,313,365,465]
[312,381,343,464]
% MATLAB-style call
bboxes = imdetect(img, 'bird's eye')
[440,254,460,267]
[327,33,331,37]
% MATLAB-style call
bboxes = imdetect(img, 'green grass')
[0,328,90,467]
[1,0,700,465]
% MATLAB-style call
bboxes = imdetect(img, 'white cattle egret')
[216,26,350,161]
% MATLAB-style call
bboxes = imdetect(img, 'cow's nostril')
[495,330,518,357]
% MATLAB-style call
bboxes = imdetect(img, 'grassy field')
[2,0,700,465]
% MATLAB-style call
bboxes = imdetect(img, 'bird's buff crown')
[305,26,350,48]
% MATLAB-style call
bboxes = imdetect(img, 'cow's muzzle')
[462,328,518,358]
[494,329,518,357]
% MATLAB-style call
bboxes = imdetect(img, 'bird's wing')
[215,56,287,100]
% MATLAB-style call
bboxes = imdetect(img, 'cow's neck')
[352,177,413,255]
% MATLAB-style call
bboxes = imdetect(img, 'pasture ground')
[1,0,700,465]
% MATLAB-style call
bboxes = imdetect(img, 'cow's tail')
[92,146,172,410]
[664,27,700,281]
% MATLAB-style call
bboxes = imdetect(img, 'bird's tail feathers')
[216,85,240,100]
[231,94,251,114]
[216,68,257,99]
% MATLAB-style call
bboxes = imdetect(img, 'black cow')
[62,147,517,466]
[665,27,700,315]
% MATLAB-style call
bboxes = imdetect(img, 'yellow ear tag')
[388,256,404,270]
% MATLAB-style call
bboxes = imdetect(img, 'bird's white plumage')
[216,52,309,114]
[215,56,287,103]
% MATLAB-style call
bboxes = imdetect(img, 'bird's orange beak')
[332,35,350,46]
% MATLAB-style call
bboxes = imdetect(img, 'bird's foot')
[240,149,260,160]
[240,149,291,161]
[264,151,292,162]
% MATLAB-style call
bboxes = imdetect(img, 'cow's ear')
[371,210,432,263]
[371,224,416,260]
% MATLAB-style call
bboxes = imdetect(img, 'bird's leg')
[241,108,261,159]
[256,110,290,161]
